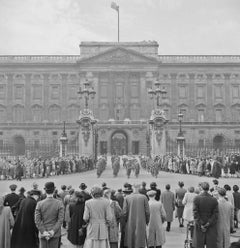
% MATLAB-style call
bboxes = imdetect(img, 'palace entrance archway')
[111,131,128,155]
[13,136,25,156]
[213,135,225,150]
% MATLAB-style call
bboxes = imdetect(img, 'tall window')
[179,108,187,121]
[197,86,204,99]
[232,86,239,99]
[68,85,78,100]
[49,105,61,122]
[215,85,223,99]
[13,105,24,122]
[132,141,139,155]
[67,105,79,122]
[100,84,108,98]
[179,86,187,99]
[215,109,222,122]
[130,104,140,120]
[32,105,42,122]
[197,109,205,122]
[32,85,42,100]
[116,84,123,98]
[131,84,139,98]
[100,104,109,120]
[51,85,60,99]
[14,85,24,99]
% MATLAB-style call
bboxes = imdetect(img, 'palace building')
[0,41,240,156]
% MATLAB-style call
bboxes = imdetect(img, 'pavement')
[1,156,240,247]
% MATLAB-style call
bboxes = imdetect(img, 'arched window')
[67,105,79,122]
[13,105,24,123]
[31,105,43,122]
[49,105,61,122]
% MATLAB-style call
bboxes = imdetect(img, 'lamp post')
[77,78,98,157]
[77,79,96,110]
[59,121,68,157]
[178,112,183,136]
[147,78,168,158]
[148,79,167,108]
[177,111,185,158]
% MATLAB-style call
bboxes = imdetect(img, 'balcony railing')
[0,55,240,64]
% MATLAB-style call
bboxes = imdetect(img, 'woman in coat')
[103,189,122,248]
[160,184,175,232]
[182,186,197,223]
[83,186,112,248]
[147,190,166,248]
[216,188,234,248]
[11,189,41,248]
[175,181,187,227]
[0,196,14,248]
[67,191,86,248]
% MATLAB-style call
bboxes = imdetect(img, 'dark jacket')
[11,196,39,248]
[4,192,20,217]
[193,191,218,248]
[67,201,86,245]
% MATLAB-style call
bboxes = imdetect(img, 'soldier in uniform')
[4,184,20,218]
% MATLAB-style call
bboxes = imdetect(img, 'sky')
[0,0,240,55]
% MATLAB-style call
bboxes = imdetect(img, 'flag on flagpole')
[111,2,119,11]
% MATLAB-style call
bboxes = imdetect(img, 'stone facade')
[0,41,240,156]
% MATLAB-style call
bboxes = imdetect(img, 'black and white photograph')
[0,0,240,247]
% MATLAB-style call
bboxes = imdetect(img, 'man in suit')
[123,183,150,248]
[192,182,218,248]
[35,182,64,248]
[4,184,20,218]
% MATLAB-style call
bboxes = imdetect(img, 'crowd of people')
[0,179,240,248]
[1,152,240,182]
[0,156,95,180]
[140,153,240,179]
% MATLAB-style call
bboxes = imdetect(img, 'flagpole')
[118,7,119,42]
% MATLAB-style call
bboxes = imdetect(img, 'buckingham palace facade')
[0,41,240,156]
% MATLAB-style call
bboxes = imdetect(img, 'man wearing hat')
[11,188,41,248]
[35,182,64,248]
[192,182,218,248]
[79,183,91,201]
[4,184,20,218]
[123,183,150,248]
[149,182,161,201]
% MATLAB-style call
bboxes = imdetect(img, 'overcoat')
[123,192,150,248]
[160,190,175,222]
[11,196,39,248]
[182,192,197,222]
[108,200,122,243]
[192,191,218,248]
[216,198,234,248]
[175,187,187,218]
[147,199,166,247]
[67,201,86,246]
[0,206,14,248]
[83,197,112,248]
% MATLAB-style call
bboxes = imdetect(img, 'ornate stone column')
[149,109,168,158]
[77,109,97,157]
[77,78,97,157]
